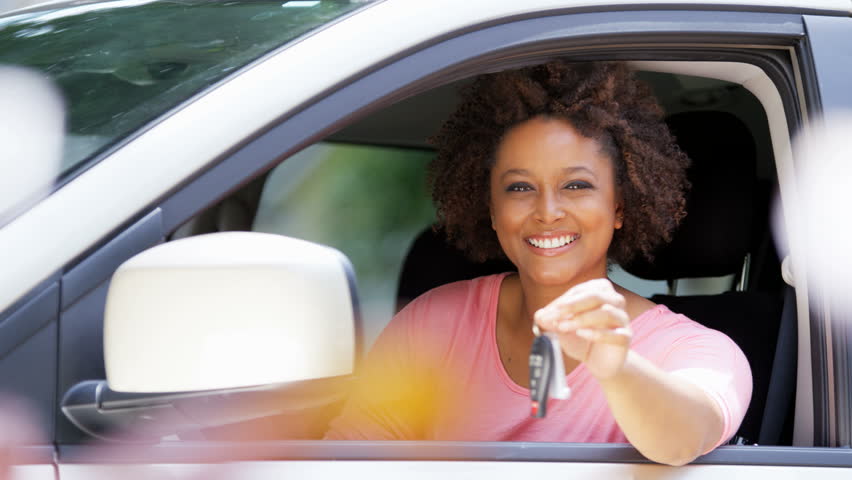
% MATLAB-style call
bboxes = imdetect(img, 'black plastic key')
[529,334,554,418]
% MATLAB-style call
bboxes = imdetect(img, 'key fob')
[529,334,553,418]
[529,333,571,418]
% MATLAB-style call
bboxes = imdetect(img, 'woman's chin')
[521,262,607,289]
[525,268,577,287]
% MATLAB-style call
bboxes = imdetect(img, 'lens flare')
[773,110,852,309]
[0,65,64,222]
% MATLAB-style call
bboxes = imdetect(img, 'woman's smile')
[525,232,581,255]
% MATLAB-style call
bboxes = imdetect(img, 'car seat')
[620,111,792,445]
[396,110,794,445]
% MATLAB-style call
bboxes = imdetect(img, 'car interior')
[168,60,796,446]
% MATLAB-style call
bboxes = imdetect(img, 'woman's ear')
[614,203,624,230]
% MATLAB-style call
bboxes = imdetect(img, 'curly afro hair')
[427,60,690,266]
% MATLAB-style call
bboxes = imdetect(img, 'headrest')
[396,226,515,312]
[622,111,758,280]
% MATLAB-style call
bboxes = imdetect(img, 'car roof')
[3,0,850,20]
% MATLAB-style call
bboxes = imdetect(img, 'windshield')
[0,0,374,191]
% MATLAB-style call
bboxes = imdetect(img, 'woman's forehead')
[493,117,615,176]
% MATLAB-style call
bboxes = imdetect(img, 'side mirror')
[62,232,362,441]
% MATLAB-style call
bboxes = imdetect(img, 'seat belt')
[758,285,797,445]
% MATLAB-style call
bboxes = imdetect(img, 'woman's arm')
[534,278,735,466]
[597,351,724,465]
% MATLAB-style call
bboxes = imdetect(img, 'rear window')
[0,0,374,183]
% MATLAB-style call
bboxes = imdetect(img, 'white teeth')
[527,235,578,249]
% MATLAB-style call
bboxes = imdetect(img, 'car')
[1,0,852,478]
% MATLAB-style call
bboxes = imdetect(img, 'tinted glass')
[0,0,373,180]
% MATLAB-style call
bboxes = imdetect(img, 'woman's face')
[489,116,622,288]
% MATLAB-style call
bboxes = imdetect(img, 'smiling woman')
[326,60,752,466]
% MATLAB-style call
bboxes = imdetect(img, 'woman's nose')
[534,190,565,224]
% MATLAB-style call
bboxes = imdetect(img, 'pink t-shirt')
[326,273,752,449]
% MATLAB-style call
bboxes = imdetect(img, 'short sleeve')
[660,328,753,451]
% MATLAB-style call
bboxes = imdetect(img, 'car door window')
[157,63,790,448]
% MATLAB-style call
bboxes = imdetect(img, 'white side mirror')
[104,232,359,393]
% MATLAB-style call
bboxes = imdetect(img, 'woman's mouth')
[526,234,580,250]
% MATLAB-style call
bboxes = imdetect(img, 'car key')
[529,326,570,418]
[529,332,553,417]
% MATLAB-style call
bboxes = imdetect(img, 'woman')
[325,61,752,466]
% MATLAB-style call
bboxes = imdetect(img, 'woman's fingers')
[560,290,624,315]
[534,288,626,331]
[539,280,623,315]
[574,326,632,346]
[531,279,633,378]
[556,303,629,332]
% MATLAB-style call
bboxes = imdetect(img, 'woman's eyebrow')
[500,168,530,180]
[499,166,597,180]
[562,166,597,178]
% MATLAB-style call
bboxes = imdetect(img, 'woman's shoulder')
[407,272,508,307]
[632,302,746,363]
[377,274,508,363]
[607,284,711,336]
[619,287,658,322]
[632,302,718,336]
[397,273,509,326]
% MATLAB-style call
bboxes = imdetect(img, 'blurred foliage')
[254,143,436,326]
[0,0,366,176]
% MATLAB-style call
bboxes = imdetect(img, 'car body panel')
[55,459,852,480]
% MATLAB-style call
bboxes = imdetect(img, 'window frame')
[52,8,835,465]
[798,14,852,449]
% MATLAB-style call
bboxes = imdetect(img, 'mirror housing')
[62,232,361,441]
[104,231,360,392]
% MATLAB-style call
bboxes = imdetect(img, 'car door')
[2,0,852,478]
[0,1,380,477]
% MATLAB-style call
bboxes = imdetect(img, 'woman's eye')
[564,181,592,190]
[506,183,533,192]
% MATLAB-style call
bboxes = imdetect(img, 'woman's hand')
[533,278,631,380]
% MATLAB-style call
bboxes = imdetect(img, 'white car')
[1,0,851,478]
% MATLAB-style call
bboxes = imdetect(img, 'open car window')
[164,63,788,447]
